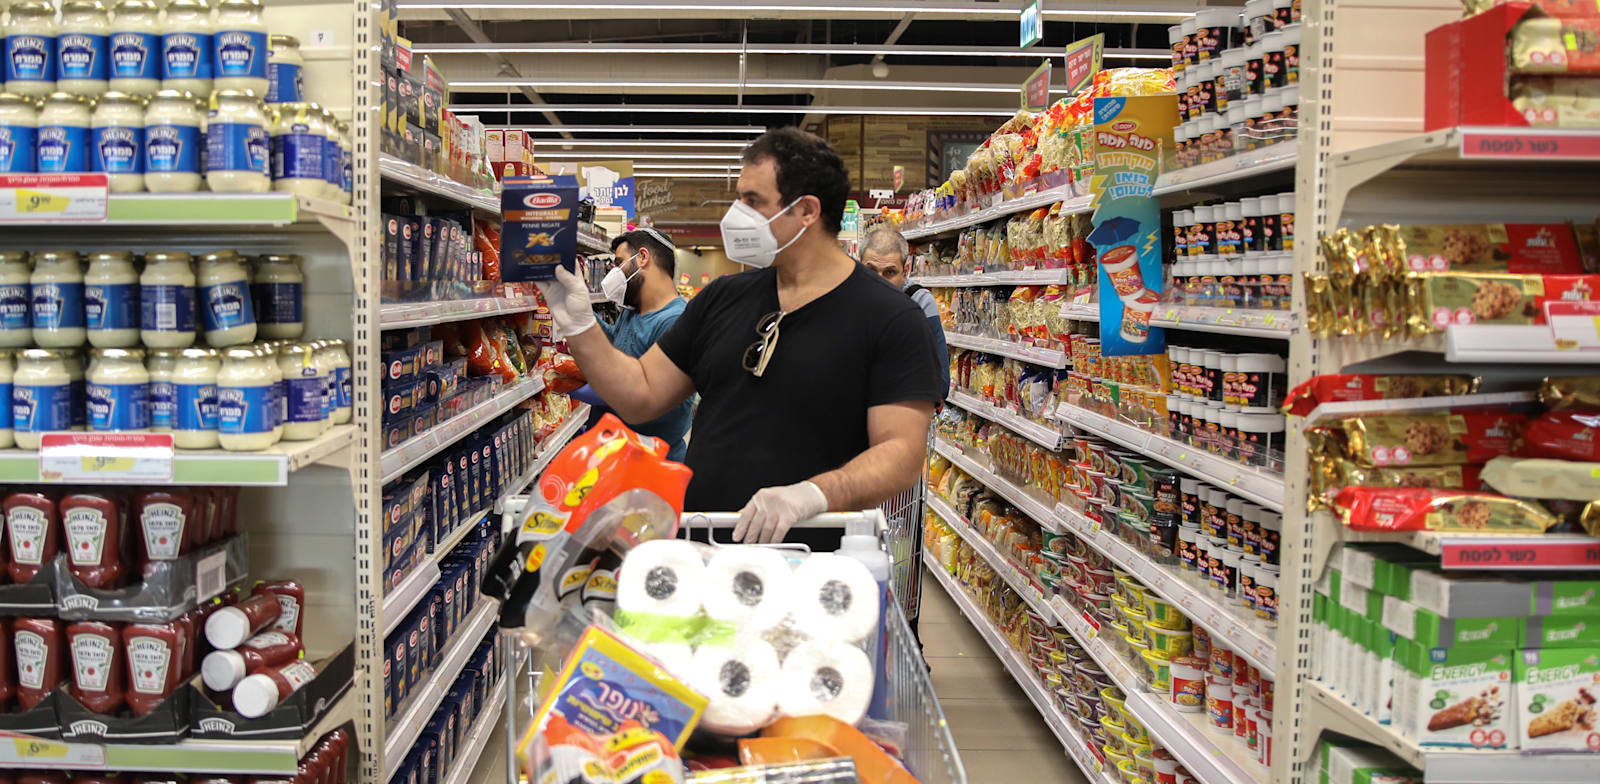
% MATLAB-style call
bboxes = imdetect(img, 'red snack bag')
[1283,374,1479,417]
[463,323,498,377]
[1331,486,1557,532]
[1521,410,1600,460]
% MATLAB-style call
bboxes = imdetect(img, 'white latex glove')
[734,481,830,544]
[534,265,598,338]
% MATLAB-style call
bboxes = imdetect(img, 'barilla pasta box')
[1514,647,1599,752]
[1395,640,1515,749]
[500,174,579,282]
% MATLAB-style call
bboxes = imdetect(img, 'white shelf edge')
[943,331,1070,370]
[1152,142,1299,197]
[925,493,1055,621]
[1299,390,1537,426]
[0,424,353,486]
[494,403,590,514]
[908,269,1076,288]
[380,376,546,484]
[378,155,500,213]
[1149,306,1295,339]
[578,230,610,253]
[946,389,1064,451]
[903,188,1093,241]
[383,600,499,779]
[379,295,539,330]
[380,503,495,635]
[1445,324,1600,364]
[440,675,510,784]
[931,438,1064,534]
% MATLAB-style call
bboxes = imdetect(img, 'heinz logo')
[69,720,110,736]
[523,193,562,208]
[198,717,237,733]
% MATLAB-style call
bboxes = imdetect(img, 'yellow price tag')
[13,737,69,759]
[1566,31,1579,50]
[1263,314,1276,326]
[15,188,73,214]
[81,455,135,472]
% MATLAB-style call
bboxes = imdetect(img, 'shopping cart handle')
[678,511,885,536]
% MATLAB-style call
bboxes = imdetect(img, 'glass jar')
[316,104,339,201]
[84,251,139,347]
[197,250,257,346]
[216,345,274,450]
[251,253,303,339]
[266,34,302,104]
[146,347,176,432]
[317,337,350,424]
[211,0,268,95]
[268,102,324,198]
[87,346,149,431]
[142,89,202,192]
[205,89,269,192]
[13,348,71,448]
[36,92,90,173]
[109,0,161,94]
[171,346,217,447]
[5,2,59,98]
[0,350,13,448]
[253,341,283,441]
[91,91,144,192]
[0,93,39,173]
[140,250,196,348]
[275,341,322,441]
[306,339,331,428]
[0,252,31,347]
[159,0,212,96]
[31,250,85,348]
[337,120,352,204]
[57,0,111,97]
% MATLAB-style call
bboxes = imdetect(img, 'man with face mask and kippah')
[537,127,945,545]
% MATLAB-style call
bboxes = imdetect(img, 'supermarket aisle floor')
[920,567,1088,784]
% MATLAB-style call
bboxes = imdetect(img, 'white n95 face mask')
[601,253,641,305]
[720,198,806,268]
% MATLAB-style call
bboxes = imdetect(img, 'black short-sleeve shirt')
[656,263,945,512]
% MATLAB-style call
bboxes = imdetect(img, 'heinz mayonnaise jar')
[13,348,71,448]
[216,345,271,450]
[87,346,149,431]
[30,250,85,348]
[160,0,211,96]
[109,0,160,94]
[251,253,302,339]
[211,0,267,95]
[338,121,352,204]
[84,251,139,347]
[256,341,283,440]
[171,346,218,447]
[197,250,255,346]
[0,350,14,448]
[5,2,58,99]
[316,104,337,200]
[205,89,268,192]
[139,251,195,348]
[317,337,349,424]
[0,93,39,173]
[275,341,321,440]
[91,91,144,191]
[268,102,322,198]
[265,34,301,104]
[57,0,111,97]
[36,92,89,173]
[146,347,175,431]
[0,252,31,347]
[142,89,201,191]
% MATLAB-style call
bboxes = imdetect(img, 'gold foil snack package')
[1408,272,1543,333]
[1510,76,1600,128]
[1481,456,1600,501]
[1384,222,1587,275]
[1338,461,1484,491]
[1538,375,1600,409]
[1332,486,1559,533]
[1511,16,1600,75]
[1338,413,1528,467]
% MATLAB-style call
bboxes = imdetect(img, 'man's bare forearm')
[564,328,669,421]
[808,434,926,512]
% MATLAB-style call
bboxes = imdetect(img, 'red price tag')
[1459,130,1600,161]
[1440,539,1600,569]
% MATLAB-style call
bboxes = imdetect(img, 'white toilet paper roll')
[702,546,795,631]
[689,635,781,734]
[777,639,873,725]
[790,553,880,643]
[616,539,707,617]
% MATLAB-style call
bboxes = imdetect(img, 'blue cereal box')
[500,174,579,282]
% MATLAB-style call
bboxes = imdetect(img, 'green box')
[1319,741,1421,784]
[1515,646,1600,752]
[1395,642,1514,749]
[1383,596,1524,648]
[1531,580,1600,616]
[1522,614,1600,648]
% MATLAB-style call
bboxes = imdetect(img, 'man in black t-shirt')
[537,128,945,543]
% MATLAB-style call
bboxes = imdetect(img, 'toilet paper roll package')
[689,635,784,735]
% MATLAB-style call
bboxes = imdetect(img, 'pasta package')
[1332,486,1558,533]
[1339,413,1528,467]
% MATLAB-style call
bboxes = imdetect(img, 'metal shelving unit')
[0,424,355,485]
[378,154,500,213]
[1149,305,1295,339]
[945,389,1064,450]
[931,438,1064,534]
[381,602,499,778]
[378,295,540,330]
[942,332,1070,369]
[902,186,1092,241]
[378,376,546,483]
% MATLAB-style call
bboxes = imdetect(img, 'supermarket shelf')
[946,389,1064,450]
[1060,303,1100,322]
[379,376,546,484]
[1302,681,1596,784]
[0,192,352,230]
[384,600,498,780]
[925,493,1055,621]
[379,295,539,330]
[1334,126,1600,171]
[1055,503,1277,678]
[578,229,610,253]
[1444,324,1600,364]
[1297,390,1537,426]
[909,268,1075,287]
[0,424,355,485]
[932,438,1064,534]
[493,403,590,514]
[1149,306,1295,339]
[922,553,1116,784]
[1054,403,1285,513]
[379,155,499,212]
[943,331,1069,369]
[1152,142,1299,197]
[1334,527,1600,571]
[380,505,493,635]
[440,676,509,784]
[0,693,355,774]
[903,187,1093,241]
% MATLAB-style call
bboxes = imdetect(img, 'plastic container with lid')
[139,250,195,348]
[36,92,90,173]
[317,105,339,200]
[5,2,59,98]
[215,346,274,450]
[90,92,144,192]
[142,89,202,192]
[84,251,139,347]
[276,342,322,440]
[205,89,269,192]
[252,253,303,339]
[13,348,71,447]
[266,34,302,103]
[146,347,176,431]
[0,93,40,173]
[268,102,324,198]
[171,346,217,447]
[86,347,149,431]
[306,339,332,426]
[197,250,257,346]
[109,0,161,94]
[201,630,300,691]
[211,0,268,95]
[31,250,85,347]
[159,0,212,95]
[318,338,350,424]
[57,0,111,97]
[0,252,31,347]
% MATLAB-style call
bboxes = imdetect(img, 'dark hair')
[741,127,850,235]
[611,228,676,279]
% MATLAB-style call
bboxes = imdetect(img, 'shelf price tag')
[39,433,175,483]
[1439,539,1600,569]
[1460,129,1600,161]
[1,734,105,767]
[1544,301,1600,351]
[0,174,109,221]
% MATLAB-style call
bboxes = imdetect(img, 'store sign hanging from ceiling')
[1020,60,1052,112]
[1064,33,1105,95]
[1019,0,1042,48]
[540,158,636,218]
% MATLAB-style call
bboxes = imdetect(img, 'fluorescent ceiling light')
[396,1,1192,21]
[486,138,751,147]
[452,103,1017,116]
[415,42,1170,60]
[532,152,742,160]
[505,125,765,134]
[453,77,1021,93]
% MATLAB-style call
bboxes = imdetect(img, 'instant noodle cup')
[1140,649,1174,693]
[1099,684,1127,717]
[1102,744,1131,771]
[1101,715,1128,752]
[1143,595,1189,630]
[1101,244,1146,300]
[1132,744,1156,783]
[1169,656,1207,713]
[1191,624,1213,661]
[1146,625,1194,658]
[1123,713,1151,745]
[1153,747,1180,784]
[1121,291,1161,343]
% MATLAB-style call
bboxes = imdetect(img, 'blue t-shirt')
[590,297,692,461]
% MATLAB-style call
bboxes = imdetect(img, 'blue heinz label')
[37,125,90,173]
[200,279,254,332]
[85,282,138,331]
[336,366,351,408]
[58,33,108,81]
[93,125,143,173]
[32,281,85,330]
[6,34,55,82]
[144,123,199,174]
[251,282,301,325]
[286,375,321,423]
[271,128,321,180]
[140,283,195,333]
[0,125,35,173]
[341,148,352,195]
[0,284,29,332]
[322,135,339,185]
[217,384,271,433]
[207,121,268,174]
[14,383,71,432]
[161,31,211,79]
[0,382,10,430]
[214,30,266,79]
[87,381,149,431]
[175,381,217,431]
[111,32,158,80]
[274,378,285,426]
[266,60,302,102]
[149,379,175,429]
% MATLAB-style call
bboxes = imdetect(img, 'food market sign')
[1064,33,1104,95]
[1019,0,1042,48]
[1020,60,1052,112]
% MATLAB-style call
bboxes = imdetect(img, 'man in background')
[862,226,950,392]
